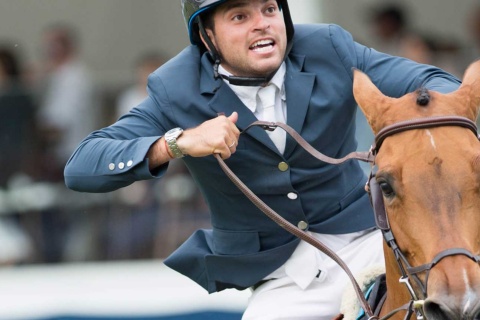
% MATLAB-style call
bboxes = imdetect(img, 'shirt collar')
[219,62,286,113]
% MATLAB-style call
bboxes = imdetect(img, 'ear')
[352,68,395,134]
[460,60,480,121]
[442,60,480,121]
[199,27,216,53]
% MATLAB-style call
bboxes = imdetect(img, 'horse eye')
[379,181,395,197]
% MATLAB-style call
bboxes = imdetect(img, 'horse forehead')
[377,129,479,176]
[379,91,459,124]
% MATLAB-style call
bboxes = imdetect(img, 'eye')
[265,5,277,14]
[232,14,245,21]
[378,180,396,198]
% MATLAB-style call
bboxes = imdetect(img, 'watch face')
[166,127,183,139]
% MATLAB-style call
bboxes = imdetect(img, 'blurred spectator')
[366,3,461,72]
[36,23,99,181]
[0,45,39,187]
[116,51,167,118]
[32,24,100,262]
[368,4,411,56]
[0,43,36,264]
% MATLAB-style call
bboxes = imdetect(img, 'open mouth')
[249,39,275,52]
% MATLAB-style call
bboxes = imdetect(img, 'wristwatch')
[164,127,185,158]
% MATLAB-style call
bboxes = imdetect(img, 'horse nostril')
[423,300,455,320]
[473,305,480,320]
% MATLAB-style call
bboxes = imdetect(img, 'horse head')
[353,60,480,320]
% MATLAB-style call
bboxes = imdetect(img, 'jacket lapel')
[209,85,280,153]
[283,54,316,158]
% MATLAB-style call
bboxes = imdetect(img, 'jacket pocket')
[212,228,260,255]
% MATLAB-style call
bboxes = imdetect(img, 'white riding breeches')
[242,229,384,320]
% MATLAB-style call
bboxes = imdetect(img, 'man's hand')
[177,112,240,159]
[147,112,240,171]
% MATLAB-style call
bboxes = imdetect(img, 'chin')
[252,62,283,76]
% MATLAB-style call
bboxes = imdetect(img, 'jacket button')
[297,221,308,230]
[118,162,125,170]
[127,160,133,167]
[287,192,298,200]
[278,162,289,172]
[108,163,115,171]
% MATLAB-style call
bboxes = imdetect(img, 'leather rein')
[214,115,479,320]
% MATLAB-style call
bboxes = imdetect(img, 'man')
[65,1,460,318]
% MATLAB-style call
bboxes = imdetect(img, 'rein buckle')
[260,123,278,132]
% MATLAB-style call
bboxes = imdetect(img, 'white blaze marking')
[462,269,476,314]
[426,130,436,150]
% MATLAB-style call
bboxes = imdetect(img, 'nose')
[423,298,480,320]
[252,12,270,31]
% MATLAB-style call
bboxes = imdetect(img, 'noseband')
[215,115,480,320]
[366,115,480,318]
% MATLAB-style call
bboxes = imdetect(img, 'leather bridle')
[214,115,480,320]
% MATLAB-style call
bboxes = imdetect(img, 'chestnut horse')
[352,60,480,320]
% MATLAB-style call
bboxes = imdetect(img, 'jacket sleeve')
[327,24,461,97]
[64,76,172,193]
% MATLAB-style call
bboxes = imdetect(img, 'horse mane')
[416,87,431,106]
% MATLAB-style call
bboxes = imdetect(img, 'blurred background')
[0,0,478,319]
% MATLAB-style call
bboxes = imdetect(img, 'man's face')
[204,0,287,78]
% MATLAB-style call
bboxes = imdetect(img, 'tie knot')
[258,84,277,109]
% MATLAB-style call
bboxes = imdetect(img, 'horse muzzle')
[423,254,480,320]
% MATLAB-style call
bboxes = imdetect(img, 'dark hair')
[195,8,218,53]
[0,47,20,79]
[200,7,217,33]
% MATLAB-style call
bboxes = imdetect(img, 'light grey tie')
[257,84,286,154]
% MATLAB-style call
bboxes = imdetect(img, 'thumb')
[228,111,239,124]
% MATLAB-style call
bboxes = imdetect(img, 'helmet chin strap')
[198,18,284,87]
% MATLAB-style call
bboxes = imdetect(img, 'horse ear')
[458,60,480,121]
[353,68,393,133]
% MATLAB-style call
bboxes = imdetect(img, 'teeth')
[252,45,272,52]
[251,39,274,49]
